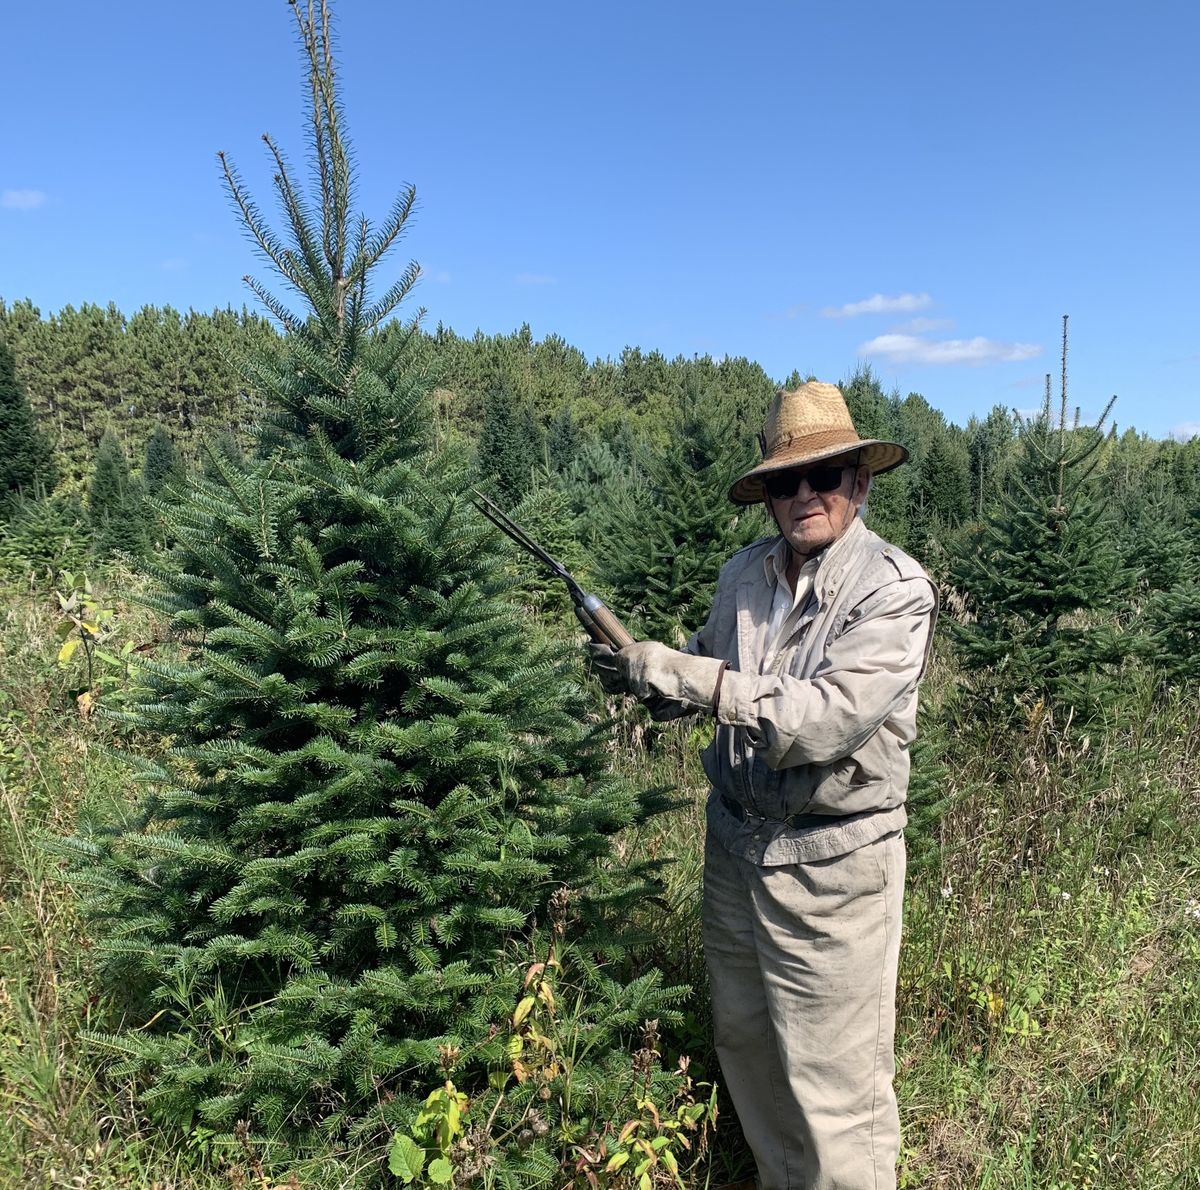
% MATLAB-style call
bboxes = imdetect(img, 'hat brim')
[729,439,908,505]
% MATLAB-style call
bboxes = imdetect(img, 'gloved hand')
[587,641,625,694]
[589,640,728,715]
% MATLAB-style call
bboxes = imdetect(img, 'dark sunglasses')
[764,464,848,500]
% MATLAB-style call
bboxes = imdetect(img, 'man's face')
[765,459,870,559]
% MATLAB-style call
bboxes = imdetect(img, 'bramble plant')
[54,571,134,701]
[389,909,715,1188]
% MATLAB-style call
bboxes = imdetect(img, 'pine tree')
[1144,578,1200,685]
[909,426,972,564]
[0,490,89,574]
[201,427,246,480]
[62,0,676,1150]
[1140,502,1200,685]
[951,319,1128,723]
[477,381,544,505]
[88,430,148,560]
[546,404,583,471]
[0,336,57,499]
[142,424,186,496]
[966,404,1018,517]
[596,368,762,645]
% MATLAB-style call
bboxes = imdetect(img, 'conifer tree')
[477,381,544,505]
[88,429,149,560]
[201,427,246,479]
[951,319,1128,722]
[546,404,583,471]
[63,0,676,1152]
[0,490,89,573]
[596,369,762,644]
[142,423,186,495]
[0,337,57,499]
[1139,503,1200,685]
[1143,577,1200,685]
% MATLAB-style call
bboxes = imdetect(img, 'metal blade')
[470,489,586,601]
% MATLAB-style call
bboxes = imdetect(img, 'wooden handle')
[588,602,636,650]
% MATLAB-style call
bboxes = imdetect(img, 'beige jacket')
[687,516,937,864]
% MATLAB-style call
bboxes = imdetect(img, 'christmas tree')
[596,367,761,645]
[477,381,544,506]
[0,336,57,499]
[63,0,677,1153]
[88,429,149,560]
[951,318,1128,723]
[142,423,186,496]
[1141,503,1200,686]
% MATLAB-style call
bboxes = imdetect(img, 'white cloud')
[416,265,451,284]
[821,292,932,318]
[160,257,188,271]
[860,333,1042,366]
[515,272,556,285]
[2,189,46,210]
[1171,422,1200,441]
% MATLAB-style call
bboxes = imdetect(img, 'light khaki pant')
[702,831,905,1190]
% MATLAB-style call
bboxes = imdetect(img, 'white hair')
[855,466,874,519]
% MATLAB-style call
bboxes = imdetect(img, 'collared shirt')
[686,517,938,864]
[762,538,819,661]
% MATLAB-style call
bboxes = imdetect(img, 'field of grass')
[2,572,1198,1188]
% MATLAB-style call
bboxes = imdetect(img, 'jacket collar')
[749,515,867,607]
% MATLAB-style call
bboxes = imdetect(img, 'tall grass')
[2,572,1198,1187]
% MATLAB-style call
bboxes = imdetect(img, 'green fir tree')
[0,490,89,574]
[596,369,761,645]
[62,0,677,1155]
[88,430,148,560]
[477,381,544,506]
[0,337,57,499]
[201,427,246,479]
[142,423,186,496]
[951,320,1128,724]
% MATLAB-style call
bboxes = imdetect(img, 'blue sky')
[3,1,1197,439]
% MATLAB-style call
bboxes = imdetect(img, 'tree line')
[4,294,1196,557]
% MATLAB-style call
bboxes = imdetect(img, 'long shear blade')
[470,489,585,601]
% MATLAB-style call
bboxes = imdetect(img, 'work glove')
[588,640,729,716]
[586,641,625,695]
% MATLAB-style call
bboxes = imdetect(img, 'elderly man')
[592,381,938,1190]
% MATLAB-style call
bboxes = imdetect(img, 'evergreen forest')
[1,4,1198,1188]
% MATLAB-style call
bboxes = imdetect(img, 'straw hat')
[729,381,908,504]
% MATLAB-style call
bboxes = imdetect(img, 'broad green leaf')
[58,638,81,664]
[428,1156,454,1184]
[387,1134,424,1182]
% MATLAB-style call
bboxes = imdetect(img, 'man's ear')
[851,466,872,509]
